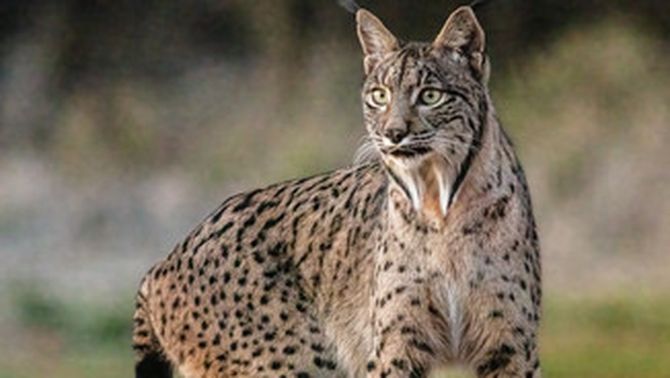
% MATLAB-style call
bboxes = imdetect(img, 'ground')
[1,290,668,378]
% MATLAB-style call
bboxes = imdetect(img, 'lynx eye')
[418,88,445,107]
[367,87,391,108]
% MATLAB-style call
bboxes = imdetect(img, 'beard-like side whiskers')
[431,135,475,154]
[353,135,381,165]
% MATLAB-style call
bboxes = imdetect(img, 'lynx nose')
[384,127,409,144]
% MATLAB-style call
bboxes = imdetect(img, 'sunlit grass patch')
[430,296,670,378]
[542,296,670,378]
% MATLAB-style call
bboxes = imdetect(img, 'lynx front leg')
[463,287,542,378]
[364,286,446,378]
[471,336,541,378]
[365,325,435,378]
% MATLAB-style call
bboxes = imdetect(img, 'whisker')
[353,137,381,165]
[431,134,479,150]
[435,142,478,155]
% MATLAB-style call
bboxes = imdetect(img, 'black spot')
[270,361,282,370]
[310,343,325,353]
[211,221,234,241]
[477,344,516,376]
[489,310,504,318]
[233,293,243,303]
[252,347,264,357]
[253,251,266,264]
[211,204,228,224]
[233,189,262,212]
[411,339,434,355]
[409,366,426,378]
[261,213,286,233]
[400,326,415,335]
[256,200,279,215]
[391,358,406,370]
[312,357,337,370]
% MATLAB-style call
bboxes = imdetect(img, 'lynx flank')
[133,6,541,378]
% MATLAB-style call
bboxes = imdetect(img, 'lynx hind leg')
[133,276,172,378]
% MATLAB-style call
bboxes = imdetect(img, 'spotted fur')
[133,6,541,378]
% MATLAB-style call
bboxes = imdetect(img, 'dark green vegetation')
[1,286,133,378]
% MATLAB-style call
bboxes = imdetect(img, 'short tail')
[135,352,172,378]
[133,276,172,378]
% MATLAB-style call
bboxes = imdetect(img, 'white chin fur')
[436,167,451,217]
[385,155,452,217]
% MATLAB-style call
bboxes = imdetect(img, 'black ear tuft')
[338,0,360,14]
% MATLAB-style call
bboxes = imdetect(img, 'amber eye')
[418,88,444,106]
[368,87,391,107]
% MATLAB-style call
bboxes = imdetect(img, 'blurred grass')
[542,297,670,377]
[0,285,133,378]
[434,297,670,378]
[2,289,669,378]
[11,285,132,347]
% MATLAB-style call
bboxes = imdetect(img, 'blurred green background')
[1,1,669,377]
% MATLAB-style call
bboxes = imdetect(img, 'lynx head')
[355,6,491,218]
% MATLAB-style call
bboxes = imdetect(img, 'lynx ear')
[356,9,398,75]
[433,6,486,79]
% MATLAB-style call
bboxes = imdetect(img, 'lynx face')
[356,8,490,217]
